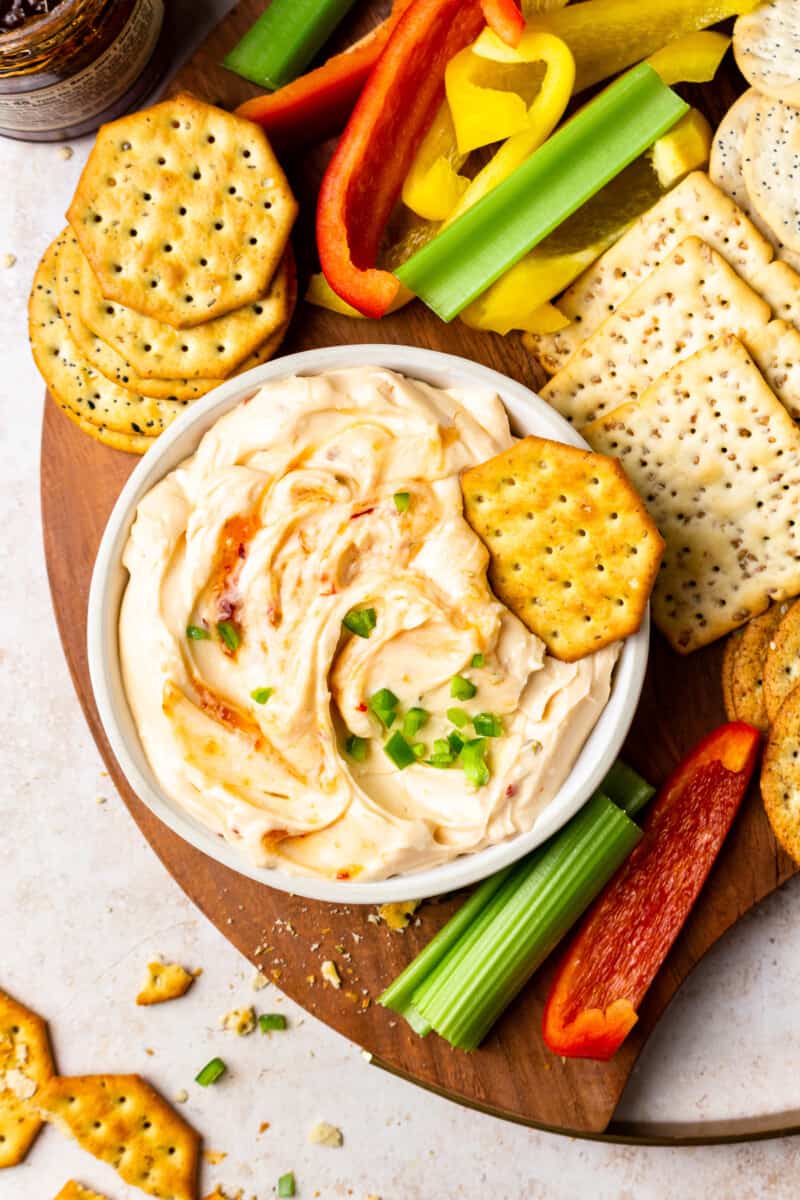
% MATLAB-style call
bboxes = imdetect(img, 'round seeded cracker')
[763,598,800,723]
[721,627,744,722]
[66,92,297,328]
[734,0,800,109]
[710,90,800,273]
[731,601,791,731]
[78,245,293,380]
[761,685,800,864]
[56,232,217,401]
[29,235,180,440]
[743,95,800,257]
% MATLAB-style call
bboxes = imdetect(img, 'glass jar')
[0,0,169,141]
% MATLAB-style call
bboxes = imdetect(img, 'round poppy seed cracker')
[763,598,800,723]
[67,92,297,328]
[743,96,800,257]
[734,0,800,109]
[78,243,292,380]
[761,685,800,864]
[29,235,180,439]
[731,601,791,731]
[55,397,156,455]
[710,90,800,274]
[721,628,744,722]
[56,232,216,401]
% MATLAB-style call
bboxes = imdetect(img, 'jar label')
[0,0,164,134]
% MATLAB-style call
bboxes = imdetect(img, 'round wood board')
[39,0,800,1143]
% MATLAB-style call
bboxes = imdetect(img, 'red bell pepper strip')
[542,722,761,1062]
[235,0,416,146]
[316,0,524,318]
[482,0,525,46]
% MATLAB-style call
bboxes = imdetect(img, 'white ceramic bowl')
[88,345,649,905]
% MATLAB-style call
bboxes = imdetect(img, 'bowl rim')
[87,343,649,905]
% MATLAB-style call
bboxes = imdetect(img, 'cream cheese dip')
[119,367,618,881]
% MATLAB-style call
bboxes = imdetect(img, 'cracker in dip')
[119,367,618,881]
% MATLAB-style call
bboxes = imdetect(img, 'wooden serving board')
[40,0,800,1142]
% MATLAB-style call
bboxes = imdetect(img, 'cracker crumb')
[251,971,268,991]
[3,253,16,269]
[308,1120,343,1147]
[321,960,341,989]
[137,960,195,1005]
[57,144,74,159]
[378,900,420,931]
[258,1120,270,1134]
[204,1149,227,1165]
[96,795,107,804]
[220,1006,257,1035]
[175,1088,189,1103]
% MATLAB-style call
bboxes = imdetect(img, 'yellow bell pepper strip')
[403,30,574,223]
[446,30,575,222]
[650,107,712,187]
[305,272,366,317]
[459,109,711,337]
[532,0,758,95]
[401,105,469,221]
[645,30,730,86]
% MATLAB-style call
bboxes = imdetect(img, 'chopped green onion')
[402,707,430,737]
[195,1057,226,1086]
[368,687,399,729]
[345,734,369,762]
[380,768,651,1049]
[473,712,503,738]
[471,653,485,669]
[343,607,377,638]
[217,620,241,652]
[251,687,274,705]
[428,737,455,768]
[384,731,417,769]
[460,737,490,788]
[447,730,465,756]
[412,742,427,759]
[186,624,210,641]
[223,0,358,90]
[446,707,469,729]
[395,64,688,321]
[450,675,477,701]
[277,1171,296,1198]
[259,1013,288,1032]
[393,491,411,513]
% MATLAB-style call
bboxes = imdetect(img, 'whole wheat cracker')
[734,0,800,108]
[743,95,800,257]
[67,93,297,328]
[37,1074,199,1200]
[584,336,800,653]
[540,237,771,429]
[0,989,55,1167]
[461,436,663,661]
[29,236,175,441]
[524,172,774,374]
[744,320,800,423]
[763,599,800,724]
[761,684,800,864]
[731,601,791,731]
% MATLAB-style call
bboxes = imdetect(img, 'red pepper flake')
[350,507,375,520]
[336,869,351,881]
[357,703,367,713]
[506,784,517,798]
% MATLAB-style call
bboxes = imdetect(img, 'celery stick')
[395,64,687,321]
[223,0,358,91]
[378,864,516,1026]
[602,760,655,817]
[419,794,641,1049]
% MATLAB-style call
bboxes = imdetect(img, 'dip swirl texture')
[120,367,618,881]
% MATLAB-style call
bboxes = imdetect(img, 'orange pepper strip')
[317,0,496,318]
[235,0,416,147]
[542,722,761,1061]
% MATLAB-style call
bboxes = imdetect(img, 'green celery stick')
[223,0,358,91]
[602,760,656,817]
[395,64,687,321]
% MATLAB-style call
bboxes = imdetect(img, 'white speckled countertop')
[3,4,800,1196]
